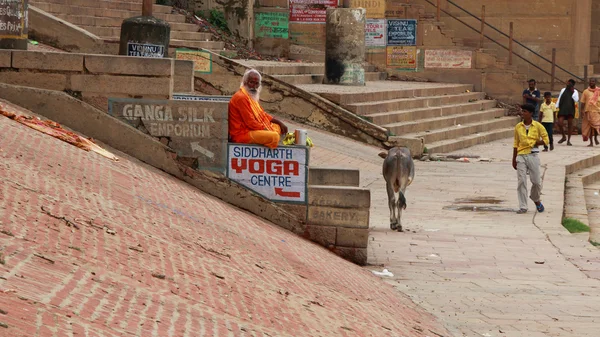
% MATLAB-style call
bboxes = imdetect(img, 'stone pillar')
[324,8,366,86]
[119,1,170,58]
[572,0,591,66]
[0,0,28,50]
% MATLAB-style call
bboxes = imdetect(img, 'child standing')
[539,91,556,151]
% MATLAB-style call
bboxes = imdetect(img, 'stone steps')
[343,92,485,115]
[425,127,515,154]
[384,108,506,136]
[32,0,226,51]
[32,0,170,12]
[274,72,387,85]
[32,2,185,22]
[364,100,496,125]
[564,155,600,243]
[400,116,519,144]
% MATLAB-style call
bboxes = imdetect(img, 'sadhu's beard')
[244,84,262,102]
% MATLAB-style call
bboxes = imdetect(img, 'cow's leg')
[386,183,397,230]
[396,189,407,232]
[395,198,404,232]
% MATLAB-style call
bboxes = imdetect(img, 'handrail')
[422,0,584,84]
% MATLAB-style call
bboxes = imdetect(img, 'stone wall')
[410,0,591,81]
[0,50,194,111]
[192,49,389,146]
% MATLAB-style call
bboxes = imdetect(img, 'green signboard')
[255,12,289,39]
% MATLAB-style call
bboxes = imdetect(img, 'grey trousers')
[516,153,542,210]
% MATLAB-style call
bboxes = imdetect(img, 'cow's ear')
[378,151,388,159]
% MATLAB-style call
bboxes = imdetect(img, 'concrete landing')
[288,119,600,337]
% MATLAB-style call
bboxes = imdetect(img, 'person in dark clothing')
[523,79,542,120]
[557,83,576,146]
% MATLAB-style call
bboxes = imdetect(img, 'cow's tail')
[398,191,407,210]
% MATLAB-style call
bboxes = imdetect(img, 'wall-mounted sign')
[175,49,212,74]
[0,0,27,39]
[172,94,231,102]
[227,144,308,204]
[289,0,337,23]
[255,11,289,38]
[366,19,386,47]
[386,46,417,69]
[424,49,473,69]
[387,19,417,46]
[108,98,229,171]
[127,42,165,58]
[344,0,385,18]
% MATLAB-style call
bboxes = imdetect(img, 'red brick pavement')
[0,112,451,336]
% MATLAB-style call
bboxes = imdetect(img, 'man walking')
[523,79,542,120]
[581,78,600,147]
[512,104,549,214]
[556,83,576,146]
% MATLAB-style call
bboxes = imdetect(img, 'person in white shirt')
[556,79,580,107]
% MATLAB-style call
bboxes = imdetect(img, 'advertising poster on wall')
[344,0,385,18]
[386,19,417,46]
[255,11,289,38]
[424,49,473,69]
[289,0,337,23]
[386,46,417,69]
[366,19,386,47]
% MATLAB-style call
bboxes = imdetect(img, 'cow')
[378,147,415,232]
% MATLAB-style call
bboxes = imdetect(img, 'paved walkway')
[295,120,600,337]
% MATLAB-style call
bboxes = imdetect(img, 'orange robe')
[228,87,281,149]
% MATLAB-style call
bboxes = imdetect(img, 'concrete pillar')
[0,0,28,50]
[324,8,366,86]
[119,1,170,59]
[572,0,592,66]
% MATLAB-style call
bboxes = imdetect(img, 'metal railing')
[423,0,585,90]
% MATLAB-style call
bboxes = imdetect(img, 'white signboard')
[424,49,473,69]
[366,19,386,47]
[227,144,308,204]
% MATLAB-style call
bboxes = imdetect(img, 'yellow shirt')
[513,121,549,155]
[539,102,556,123]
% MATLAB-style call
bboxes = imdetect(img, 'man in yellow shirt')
[512,104,549,214]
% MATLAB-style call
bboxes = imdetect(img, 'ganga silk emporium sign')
[227,144,309,204]
[108,98,229,171]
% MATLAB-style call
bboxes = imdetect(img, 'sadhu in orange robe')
[228,86,282,149]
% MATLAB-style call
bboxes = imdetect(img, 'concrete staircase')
[299,81,519,155]
[565,154,600,244]
[30,0,225,51]
[238,60,387,85]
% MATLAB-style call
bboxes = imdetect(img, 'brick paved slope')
[0,110,451,336]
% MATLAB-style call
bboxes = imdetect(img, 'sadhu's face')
[245,74,260,91]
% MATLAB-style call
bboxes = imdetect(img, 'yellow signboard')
[344,0,386,19]
[175,49,212,74]
[386,46,417,69]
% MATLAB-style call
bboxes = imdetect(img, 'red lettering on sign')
[274,188,301,198]
[231,158,300,176]
[231,158,247,173]
[249,159,265,174]
[266,160,283,175]
[284,161,299,176]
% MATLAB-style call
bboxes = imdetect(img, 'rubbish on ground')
[28,40,38,45]
[456,157,470,163]
[0,103,119,161]
[372,269,394,277]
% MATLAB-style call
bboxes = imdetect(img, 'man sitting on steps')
[228,69,288,149]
